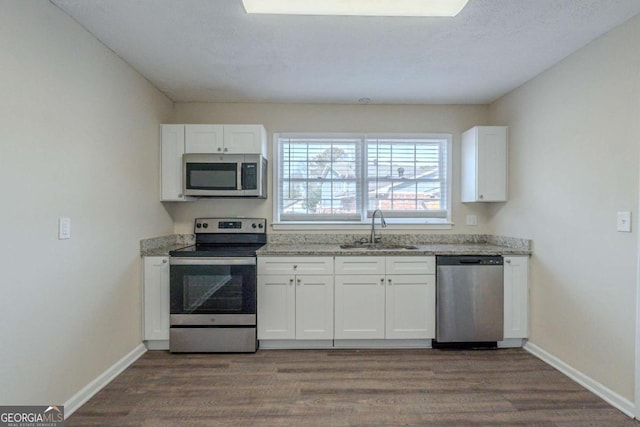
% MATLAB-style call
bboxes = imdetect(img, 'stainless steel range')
[168,218,266,353]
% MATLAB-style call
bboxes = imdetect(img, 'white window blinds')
[276,133,451,223]
[278,136,361,221]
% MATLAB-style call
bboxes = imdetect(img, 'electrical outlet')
[617,211,631,232]
[58,217,71,239]
[466,215,478,226]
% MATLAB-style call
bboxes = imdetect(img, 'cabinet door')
[185,124,224,153]
[385,274,435,339]
[461,126,507,202]
[161,125,189,201]
[334,275,385,339]
[143,257,170,341]
[504,256,529,339]
[223,125,266,155]
[477,126,507,201]
[295,275,334,340]
[257,275,295,340]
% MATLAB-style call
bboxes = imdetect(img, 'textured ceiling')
[51,0,640,104]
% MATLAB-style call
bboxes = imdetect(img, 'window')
[276,133,451,225]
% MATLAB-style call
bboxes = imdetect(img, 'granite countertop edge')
[255,243,531,256]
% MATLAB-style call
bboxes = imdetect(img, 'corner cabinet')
[143,256,170,350]
[461,126,508,202]
[503,256,529,339]
[257,257,334,340]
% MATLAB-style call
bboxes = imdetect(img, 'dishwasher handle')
[436,255,503,266]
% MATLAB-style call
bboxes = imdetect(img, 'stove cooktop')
[169,243,265,258]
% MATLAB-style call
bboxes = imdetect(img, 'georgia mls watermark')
[0,406,64,427]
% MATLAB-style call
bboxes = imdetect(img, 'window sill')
[271,222,454,231]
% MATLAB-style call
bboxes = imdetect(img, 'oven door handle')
[170,257,256,266]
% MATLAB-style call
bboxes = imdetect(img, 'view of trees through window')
[278,135,449,222]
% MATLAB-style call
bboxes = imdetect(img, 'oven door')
[169,257,256,326]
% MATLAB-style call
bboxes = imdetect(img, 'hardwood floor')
[68,348,637,426]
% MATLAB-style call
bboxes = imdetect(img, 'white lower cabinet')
[143,256,170,348]
[257,257,334,340]
[334,256,436,340]
[334,275,386,339]
[503,256,529,339]
[385,274,436,339]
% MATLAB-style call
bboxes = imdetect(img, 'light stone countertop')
[140,233,532,257]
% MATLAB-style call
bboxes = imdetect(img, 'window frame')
[273,132,453,230]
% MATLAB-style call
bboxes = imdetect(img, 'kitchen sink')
[339,243,418,250]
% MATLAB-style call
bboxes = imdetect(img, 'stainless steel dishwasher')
[435,255,504,347]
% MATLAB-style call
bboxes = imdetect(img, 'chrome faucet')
[370,209,387,244]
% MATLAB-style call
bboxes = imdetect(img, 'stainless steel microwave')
[183,154,267,198]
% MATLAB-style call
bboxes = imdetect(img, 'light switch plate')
[58,217,71,239]
[617,211,631,232]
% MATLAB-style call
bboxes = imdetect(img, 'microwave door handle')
[239,163,244,191]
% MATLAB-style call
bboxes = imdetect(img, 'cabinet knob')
[506,259,511,264]
[380,278,384,285]
[217,147,222,152]
[297,278,301,286]
[479,194,484,199]
[162,259,168,264]
[388,278,392,286]
[293,264,298,270]
[289,278,294,285]
[224,147,228,152]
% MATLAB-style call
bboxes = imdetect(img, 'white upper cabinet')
[160,124,194,202]
[461,126,508,202]
[185,124,224,153]
[160,123,267,201]
[223,125,267,155]
[184,124,267,156]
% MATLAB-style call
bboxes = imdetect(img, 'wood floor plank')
[67,348,638,426]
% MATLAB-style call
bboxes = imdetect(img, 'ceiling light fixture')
[241,0,470,17]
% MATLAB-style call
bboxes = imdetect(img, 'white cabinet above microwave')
[160,124,268,201]
[185,124,267,156]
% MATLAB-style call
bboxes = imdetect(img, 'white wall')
[168,102,490,234]
[488,15,640,400]
[0,1,173,405]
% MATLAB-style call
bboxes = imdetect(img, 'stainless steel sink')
[339,243,418,250]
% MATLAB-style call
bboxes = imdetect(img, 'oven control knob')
[258,223,264,229]
[252,223,257,229]
[196,223,202,228]
[202,223,208,229]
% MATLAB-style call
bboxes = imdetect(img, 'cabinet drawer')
[385,256,435,275]
[335,257,386,275]
[258,256,334,275]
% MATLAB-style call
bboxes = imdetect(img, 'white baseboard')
[333,339,431,349]
[64,343,147,419]
[145,340,169,350]
[524,342,635,418]
[259,340,334,349]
